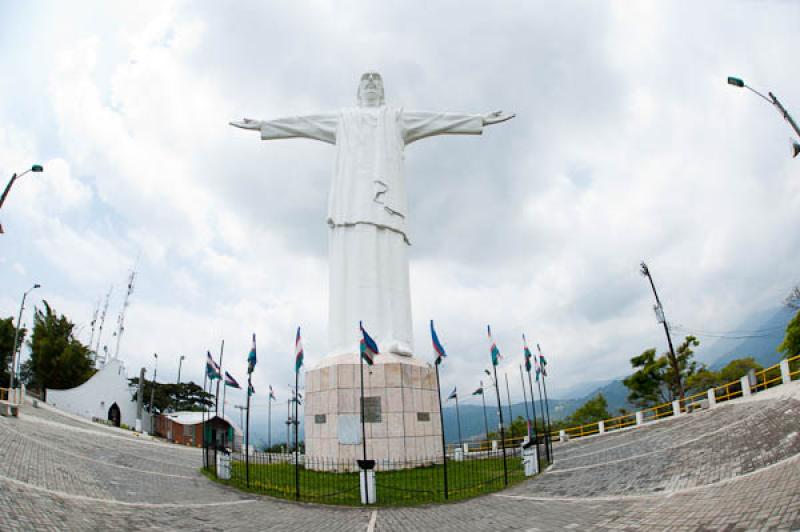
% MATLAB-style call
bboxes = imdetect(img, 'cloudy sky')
[1,1,798,413]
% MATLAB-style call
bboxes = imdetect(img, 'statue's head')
[357,71,385,107]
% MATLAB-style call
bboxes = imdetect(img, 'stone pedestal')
[304,352,441,468]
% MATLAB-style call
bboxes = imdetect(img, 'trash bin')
[217,450,231,480]
[522,441,539,477]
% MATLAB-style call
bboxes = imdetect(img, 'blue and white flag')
[447,387,457,401]
[247,333,257,374]
[224,371,241,389]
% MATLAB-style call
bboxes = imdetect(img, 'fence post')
[559,430,567,442]
[598,421,605,434]
[740,375,752,397]
[707,388,716,408]
[672,400,681,417]
[780,359,791,385]
[635,411,644,426]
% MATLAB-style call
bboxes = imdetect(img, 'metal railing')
[552,354,799,443]
[205,447,529,506]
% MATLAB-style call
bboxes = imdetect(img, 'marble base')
[304,352,442,469]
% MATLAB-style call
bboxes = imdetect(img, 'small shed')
[156,411,242,449]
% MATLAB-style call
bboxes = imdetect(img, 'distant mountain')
[702,306,795,370]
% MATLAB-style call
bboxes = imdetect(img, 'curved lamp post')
[0,164,44,233]
[728,76,800,158]
[8,284,40,391]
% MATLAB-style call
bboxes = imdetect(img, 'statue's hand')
[229,118,262,130]
[483,110,515,126]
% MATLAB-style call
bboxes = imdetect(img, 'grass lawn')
[206,455,533,506]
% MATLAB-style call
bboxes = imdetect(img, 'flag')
[269,385,276,401]
[537,343,548,377]
[295,327,304,373]
[247,333,257,374]
[523,334,533,373]
[431,320,446,365]
[472,386,484,396]
[224,371,241,389]
[206,351,221,380]
[248,382,255,396]
[360,321,379,366]
[535,358,541,382]
[488,325,502,366]
[292,389,303,405]
[447,387,457,401]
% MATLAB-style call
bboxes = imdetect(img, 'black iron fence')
[204,443,544,506]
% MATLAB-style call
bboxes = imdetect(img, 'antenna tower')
[94,287,113,362]
[113,270,137,360]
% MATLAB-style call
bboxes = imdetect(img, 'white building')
[46,358,145,429]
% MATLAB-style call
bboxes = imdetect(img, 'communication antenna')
[113,270,137,360]
[94,287,112,359]
[87,298,100,361]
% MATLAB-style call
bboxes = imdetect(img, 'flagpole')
[504,373,513,437]
[359,341,367,463]
[480,381,489,441]
[537,344,553,462]
[215,340,225,417]
[454,394,463,445]
[268,391,272,451]
[434,359,448,500]
[286,394,290,452]
[519,365,531,439]
[527,366,539,445]
[534,364,547,461]
[245,372,252,488]
[294,368,300,500]
[222,383,227,421]
[491,363,508,485]
[202,360,208,468]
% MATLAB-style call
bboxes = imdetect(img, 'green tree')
[130,379,214,414]
[623,336,701,406]
[566,393,611,426]
[778,309,800,358]
[687,357,763,393]
[27,301,94,398]
[623,348,669,407]
[1,316,27,385]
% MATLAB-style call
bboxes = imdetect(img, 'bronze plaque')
[417,412,430,422]
[361,396,382,423]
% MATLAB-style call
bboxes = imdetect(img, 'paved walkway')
[1,384,798,530]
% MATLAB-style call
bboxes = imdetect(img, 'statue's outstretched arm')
[230,113,338,144]
[229,118,262,130]
[483,111,515,126]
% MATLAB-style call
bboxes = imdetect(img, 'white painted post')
[707,388,716,408]
[463,442,469,454]
[635,411,644,426]
[780,359,791,385]
[740,375,751,397]
[672,400,681,417]
[360,469,376,504]
[598,421,605,434]
[559,429,567,442]
[491,440,498,452]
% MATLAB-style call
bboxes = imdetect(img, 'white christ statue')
[231,72,513,359]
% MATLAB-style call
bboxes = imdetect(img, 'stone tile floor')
[1,390,798,531]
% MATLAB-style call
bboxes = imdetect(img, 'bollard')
[780,359,791,385]
[635,411,644,426]
[559,430,567,443]
[463,442,469,455]
[740,375,752,397]
[491,440,498,452]
[216,451,231,480]
[522,442,539,476]
[598,421,605,434]
[707,388,716,408]
[672,400,681,417]
[454,447,464,462]
[360,470,376,504]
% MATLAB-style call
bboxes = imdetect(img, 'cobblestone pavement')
[2,389,798,531]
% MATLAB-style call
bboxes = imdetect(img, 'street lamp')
[640,261,682,398]
[0,164,44,233]
[728,76,800,158]
[8,284,40,391]
[177,355,185,384]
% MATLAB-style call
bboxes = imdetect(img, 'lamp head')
[31,164,43,172]
[792,140,800,159]
[727,76,745,88]
[33,283,41,289]
[639,261,649,277]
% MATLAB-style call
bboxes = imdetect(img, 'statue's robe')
[259,106,483,357]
